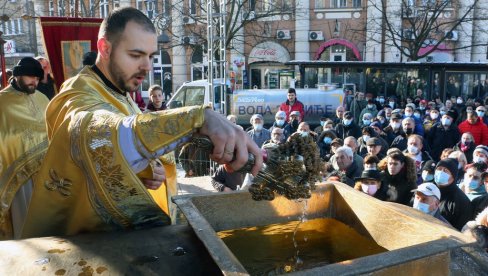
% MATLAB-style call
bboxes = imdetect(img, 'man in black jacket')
[427,110,460,161]
[335,111,362,140]
[434,158,473,230]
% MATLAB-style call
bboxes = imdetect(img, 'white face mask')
[362,135,370,142]
[276,119,285,126]
[430,113,439,119]
[361,184,378,196]
[405,111,413,117]
[456,98,463,104]
[407,145,419,155]
[473,156,487,164]
[254,123,263,131]
[300,131,309,137]
[391,122,401,129]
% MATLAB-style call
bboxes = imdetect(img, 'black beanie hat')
[436,158,459,180]
[13,57,44,79]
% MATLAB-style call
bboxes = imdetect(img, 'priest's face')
[17,75,39,94]
[108,21,157,92]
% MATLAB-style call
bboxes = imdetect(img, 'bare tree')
[367,0,487,61]
[163,0,297,55]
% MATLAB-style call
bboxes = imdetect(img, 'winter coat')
[383,125,403,146]
[335,122,362,140]
[211,165,245,191]
[402,115,425,136]
[359,106,378,123]
[378,156,418,206]
[458,118,488,146]
[279,99,305,122]
[350,99,367,123]
[453,141,476,164]
[437,182,473,231]
[247,128,271,148]
[427,124,461,162]
[269,122,291,140]
[472,194,488,219]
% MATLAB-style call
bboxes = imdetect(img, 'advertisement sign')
[4,40,16,54]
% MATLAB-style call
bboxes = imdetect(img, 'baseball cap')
[414,182,441,200]
[290,111,300,117]
[331,138,344,146]
[366,137,382,146]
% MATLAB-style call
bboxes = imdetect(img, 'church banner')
[39,17,103,90]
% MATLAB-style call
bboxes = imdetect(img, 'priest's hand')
[142,163,166,190]
[198,109,263,176]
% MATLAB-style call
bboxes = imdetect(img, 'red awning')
[314,38,362,61]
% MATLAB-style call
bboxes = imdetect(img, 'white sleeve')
[118,116,193,174]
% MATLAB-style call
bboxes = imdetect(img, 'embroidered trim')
[44,169,72,196]
[0,140,47,222]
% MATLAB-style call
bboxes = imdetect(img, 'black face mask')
[291,119,299,129]
[404,128,413,135]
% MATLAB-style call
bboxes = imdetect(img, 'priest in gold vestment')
[21,7,262,238]
[0,57,49,239]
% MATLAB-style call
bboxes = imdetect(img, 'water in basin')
[217,218,387,275]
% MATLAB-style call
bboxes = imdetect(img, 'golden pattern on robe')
[0,87,49,239]
[21,67,206,238]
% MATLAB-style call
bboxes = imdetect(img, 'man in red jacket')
[458,111,488,146]
[279,88,305,122]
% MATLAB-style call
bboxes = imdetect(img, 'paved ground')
[175,164,216,195]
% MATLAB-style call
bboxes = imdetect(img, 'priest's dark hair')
[99,7,156,49]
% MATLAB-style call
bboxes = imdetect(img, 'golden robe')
[21,67,206,238]
[0,87,49,239]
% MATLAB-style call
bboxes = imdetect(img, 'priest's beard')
[17,77,37,94]
[108,55,147,92]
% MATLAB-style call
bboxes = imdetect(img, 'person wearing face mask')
[376,110,389,129]
[476,105,488,125]
[404,135,433,178]
[427,110,460,162]
[317,130,338,161]
[412,183,451,225]
[423,108,440,134]
[472,172,488,218]
[421,160,436,183]
[314,116,329,136]
[383,112,403,145]
[359,100,378,124]
[434,158,473,230]
[458,111,488,146]
[354,170,387,200]
[391,117,416,151]
[402,103,424,136]
[335,111,362,140]
[379,150,418,206]
[359,112,373,128]
[295,122,317,141]
[448,151,468,185]
[472,145,488,167]
[269,111,290,140]
[358,127,388,158]
[453,132,476,163]
[459,163,487,201]
[247,114,271,148]
[284,111,301,136]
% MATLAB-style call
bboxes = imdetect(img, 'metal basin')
[173,182,487,275]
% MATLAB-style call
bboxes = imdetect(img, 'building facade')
[32,0,488,95]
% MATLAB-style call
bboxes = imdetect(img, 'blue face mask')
[468,180,480,190]
[323,137,332,144]
[413,200,431,214]
[435,170,450,186]
[300,131,309,137]
[276,119,285,126]
[422,171,434,182]
[343,119,352,126]
[320,121,326,126]
[363,119,371,126]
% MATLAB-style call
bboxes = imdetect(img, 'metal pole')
[0,31,6,88]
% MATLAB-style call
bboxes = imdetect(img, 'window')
[189,0,196,15]
[163,0,171,15]
[70,0,75,16]
[353,0,361,8]
[331,0,346,8]
[249,0,256,11]
[16,19,23,34]
[100,0,109,18]
[58,0,65,16]
[49,1,54,16]
[136,0,144,11]
[1,19,23,36]
[88,0,95,16]
[315,0,326,9]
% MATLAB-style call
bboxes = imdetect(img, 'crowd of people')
[211,87,488,250]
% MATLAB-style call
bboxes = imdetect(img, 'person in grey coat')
[247,114,271,148]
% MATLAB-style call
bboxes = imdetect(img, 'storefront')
[248,41,292,89]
